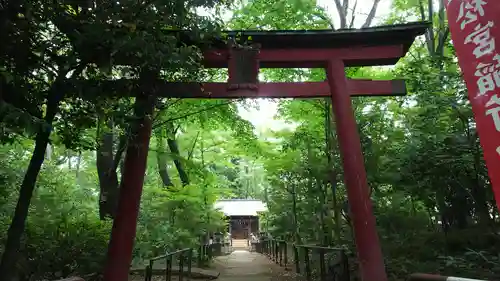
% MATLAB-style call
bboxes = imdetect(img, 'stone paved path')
[212,250,303,281]
[130,250,303,281]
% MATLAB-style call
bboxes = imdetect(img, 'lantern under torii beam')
[98,22,429,281]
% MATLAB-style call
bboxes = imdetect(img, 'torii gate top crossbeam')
[184,21,428,67]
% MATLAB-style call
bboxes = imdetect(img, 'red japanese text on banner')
[446,0,500,209]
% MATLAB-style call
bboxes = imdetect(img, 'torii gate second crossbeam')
[99,22,429,281]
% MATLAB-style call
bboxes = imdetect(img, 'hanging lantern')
[227,41,260,92]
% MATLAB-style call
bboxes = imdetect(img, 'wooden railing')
[145,248,193,281]
[143,241,229,281]
[198,243,215,266]
[51,243,222,281]
[259,239,350,281]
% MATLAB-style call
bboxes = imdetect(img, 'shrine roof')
[214,199,267,217]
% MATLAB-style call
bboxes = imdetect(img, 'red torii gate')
[102,22,428,281]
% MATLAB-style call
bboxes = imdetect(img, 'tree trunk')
[332,0,380,29]
[75,151,81,179]
[155,127,173,187]
[324,99,341,241]
[437,191,450,233]
[166,122,189,186]
[167,137,189,186]
[450,187,470,229]
[96,117,121,220]
[0,86,62,281]
[245,166,250,198]
[45,143,52,160]
[317,179,328,246]
[331,184,341,240]
[471,141,492,226]
[361,0,381,27]
[67,151,72,169]
[291,183,301,243]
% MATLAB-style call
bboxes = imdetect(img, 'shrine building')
[214,199,267,240]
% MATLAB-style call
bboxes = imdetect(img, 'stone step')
[232,239,250,249]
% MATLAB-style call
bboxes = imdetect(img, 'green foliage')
[0,143,110,280]
[229,0,331,30]
[134,183,226,264]
[0,137,235,279]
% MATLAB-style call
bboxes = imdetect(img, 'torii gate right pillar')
[327,59,388,281]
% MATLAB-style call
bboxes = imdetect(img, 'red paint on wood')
[446,0,500,210]
[202,82,326,98]
[203,45,404,68]
[349,79,406,96]
[103,94,155,281]
[326,60,387,281]
[152,80,405,98]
